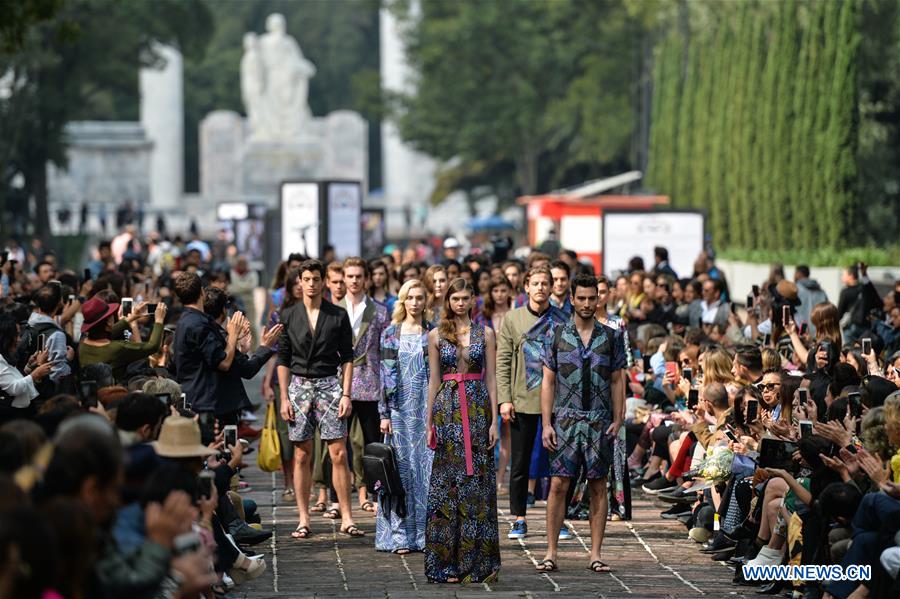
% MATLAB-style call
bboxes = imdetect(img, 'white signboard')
[560,215,602,253]
[281,182,321,259]
[602,211,704,278]
[327,182,362,259]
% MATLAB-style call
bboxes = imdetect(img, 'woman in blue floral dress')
[376,279,432,553]
[424,278,501,584]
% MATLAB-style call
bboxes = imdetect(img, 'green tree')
[0,0,213,239]
[394,0,646,205]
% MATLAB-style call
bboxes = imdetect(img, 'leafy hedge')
[647,0,861,252]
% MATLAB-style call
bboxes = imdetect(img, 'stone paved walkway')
[233,465,749,599]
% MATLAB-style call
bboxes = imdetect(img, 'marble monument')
[200,13,367,207]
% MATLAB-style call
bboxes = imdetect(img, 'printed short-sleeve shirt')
[542,320,626,419]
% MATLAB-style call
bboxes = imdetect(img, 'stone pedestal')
[199,110,367,212]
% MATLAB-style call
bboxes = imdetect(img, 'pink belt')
[441,372,483,476]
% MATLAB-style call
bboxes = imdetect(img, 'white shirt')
[346,295,368,339]
[700,299,721,324]
[0,354,39,409]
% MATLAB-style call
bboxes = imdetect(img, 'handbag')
[363,439,407,519]
[256,403,282,472]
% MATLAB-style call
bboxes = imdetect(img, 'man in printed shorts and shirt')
[538,273,626,574]
[277,259,364,538]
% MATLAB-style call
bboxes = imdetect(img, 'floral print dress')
[424,323,501,583]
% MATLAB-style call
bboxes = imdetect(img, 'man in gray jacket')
[794,265,828,333]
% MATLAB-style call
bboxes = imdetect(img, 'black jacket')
[278,300,353,379]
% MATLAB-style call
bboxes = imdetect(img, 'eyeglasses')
[758,383,781,391]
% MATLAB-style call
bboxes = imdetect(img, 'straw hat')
[152,415,217,458]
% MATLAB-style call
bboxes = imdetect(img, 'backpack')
[363,440,407,519]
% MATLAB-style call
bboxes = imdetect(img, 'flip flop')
[588,560,611,573]
[535,558,557,572]
[310,502,326,512]
[339,524,365,537]
[322,507,341,519]
[360,501,375,512]
[291,525,311,539]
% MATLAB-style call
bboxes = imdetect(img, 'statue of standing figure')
[240,13,317,142]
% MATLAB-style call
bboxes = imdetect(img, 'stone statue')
[243,13,317,142]
[240,33,265,136]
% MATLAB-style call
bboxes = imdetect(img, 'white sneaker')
[221,573,235,590]
[229,555,267,584]
[746,546,784,568]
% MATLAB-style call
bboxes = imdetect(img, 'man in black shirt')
[173,272,246,442]
[277,259,361,538]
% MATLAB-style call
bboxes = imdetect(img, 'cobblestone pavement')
[233,465,749,599]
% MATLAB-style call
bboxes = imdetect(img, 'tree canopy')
[392,0,648,207]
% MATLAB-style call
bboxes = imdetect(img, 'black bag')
[363,441,406,519]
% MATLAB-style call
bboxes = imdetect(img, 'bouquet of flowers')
[698,445,734,483]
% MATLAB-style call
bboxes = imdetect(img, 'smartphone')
[145,302,158,314]
[758,438,799,470]
[682,367,693,384]
[746,398,759,423]
[155,393,172,406]
[197,471,215,500]
[798,387,809,405]
[67,294,76,305]
[724,427,739,443]
[746,294,754,309]
[752,285,760,297]
[848,392,862,419]
[37,333,46,352]
[223,424,238,449]
[121,297,133,317]
[799,322,808,336]
[799,419,814,440]
[173,532,202,556]
[79,379,98,409]
[83,268,92,282]
[862,338,872,356]
[665,361,679,382]
[688,388,699,409]
[782,305,791,325]
[763,333,772,347]
[642,355,652,374]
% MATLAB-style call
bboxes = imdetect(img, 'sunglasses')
[758,383,781,391]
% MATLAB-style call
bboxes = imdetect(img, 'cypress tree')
[673,38,697,207]
[824,0,859,245]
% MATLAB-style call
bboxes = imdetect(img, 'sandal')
[310,502,326,512]
[322,507,341,519]
[339,524,365,537]
[360,500,375,512]
[291,525,310,539]
[281,488,294,499]
[588,560,611,573]
[535,558,558,572]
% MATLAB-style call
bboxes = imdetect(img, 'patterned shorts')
[550,413,613,480]
[286,375,346,443]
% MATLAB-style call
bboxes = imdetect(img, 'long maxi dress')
[424,323,501,583]
[376,324,431,551]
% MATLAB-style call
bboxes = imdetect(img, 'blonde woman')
[376,279,433,554]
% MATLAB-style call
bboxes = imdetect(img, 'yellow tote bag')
[257,403,282,472]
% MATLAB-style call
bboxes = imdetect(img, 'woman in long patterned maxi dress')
[424,279,501,584]
[376,279,432,552]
